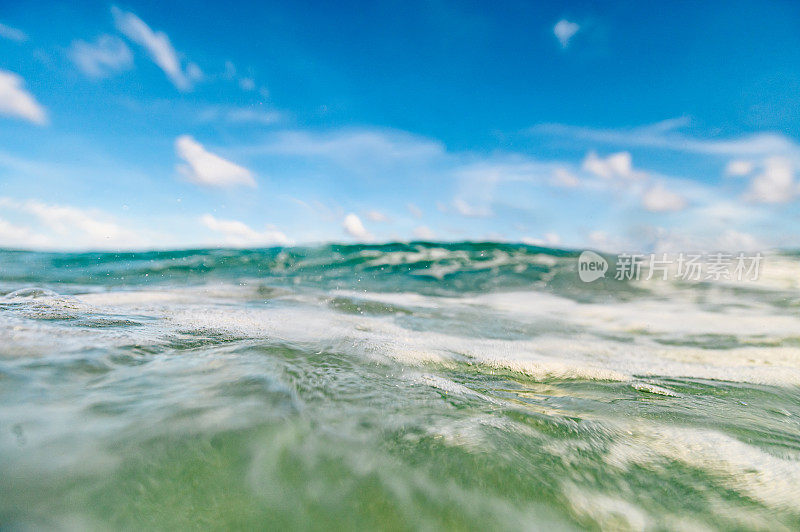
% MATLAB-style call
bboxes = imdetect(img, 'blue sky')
[1,0,800,250]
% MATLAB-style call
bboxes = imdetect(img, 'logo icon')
[578,250,608,282]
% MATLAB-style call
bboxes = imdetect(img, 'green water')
[1,243,799,530]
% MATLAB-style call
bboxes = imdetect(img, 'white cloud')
[452,198,492,217]
[725,160,754,177]
[413,226,435,240]
[366,210,389,222]
[0,22,27,42]
[0,217,51,248]
[186,62,203,82]
[588,230,608,246]
[641,183,688,212]
[0,197,142,249]
[196,106,284,125]
[454,159,553,185]
[522,233,561,247]
[692,200,759,226]
[223,60,237,80]
[0,70,47,125]
[342,213,371,239]
[175,135,256,188]
[544,232,561,245]
[112,6,200,90]
[551,167,580,187]
[225,108,282,125]
[678,133,799,158]
[531,120,800,163]
[239,77,255,91]
[69,35,133,78]
[582,151,638,180]
[200,214,289,247]
[553,19,579,48]
[586,230,633,253]
[645,227,764,253]
[17,200,133,241]
[716,230,762,252]
[254,129,444,164]
[744,157,796,204]
[532,119,800,210]
[407,203,423,218]
[451,159,563,214]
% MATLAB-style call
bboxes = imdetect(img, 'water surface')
[2,243,800,530]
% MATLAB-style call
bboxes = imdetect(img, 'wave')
[3,243,800,528]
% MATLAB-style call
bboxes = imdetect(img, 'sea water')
[1,243,799,530]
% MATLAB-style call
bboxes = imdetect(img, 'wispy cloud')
[366,210,389,223]
[530,119,800,161]
[69,35,133,78]
[239,77,255,91]
[223,60,237,80]
[448,158,559,217]
[0,217,51,248]
[0,70,47,125]
[200,214,289,247]
[196,105,284,125]
[0,22,27,42]
[111,6,201,90]
[551,167,580,188]
[553,19,579,48]
[220,61,266,94]
[252,129,444,164]
[407,203,423,218]
[452,198,492,218]
[0,197,142,249]
[175,136,257,188]
[641,183,688,212]
[522,233,560,247]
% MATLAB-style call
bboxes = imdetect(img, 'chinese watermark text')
[578,252,763,282]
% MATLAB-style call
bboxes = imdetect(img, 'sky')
[1,0,800,251]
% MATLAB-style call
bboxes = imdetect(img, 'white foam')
[13,278,797,386]
[606,424,800,511]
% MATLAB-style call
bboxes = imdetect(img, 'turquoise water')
[1,243,800,530]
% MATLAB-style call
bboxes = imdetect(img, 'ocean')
[1,242,799,530]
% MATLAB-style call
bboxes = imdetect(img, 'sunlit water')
[1,243,799,530]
